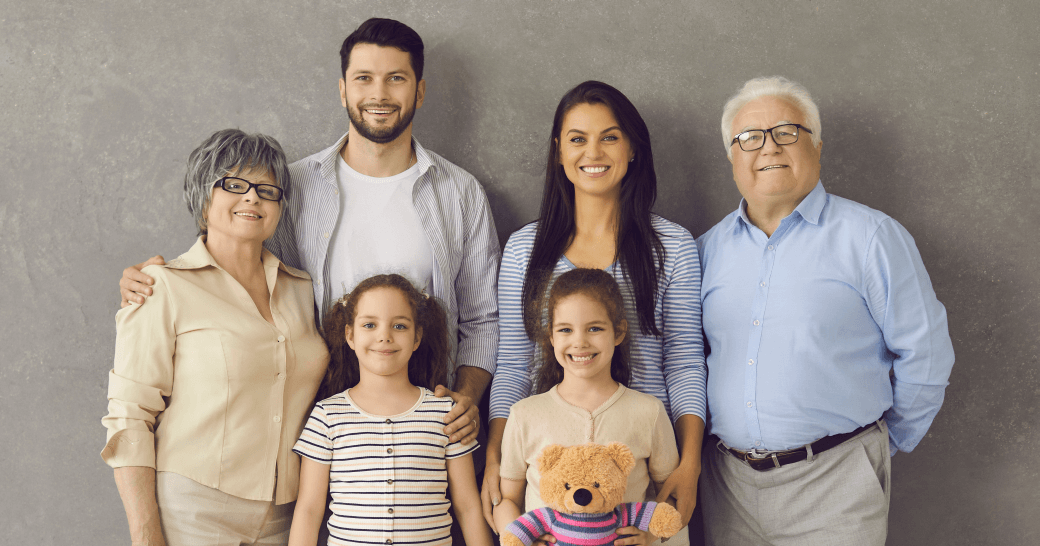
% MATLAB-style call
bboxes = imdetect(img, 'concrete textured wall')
[2,0,1037,544]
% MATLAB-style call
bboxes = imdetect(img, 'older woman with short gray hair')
[102,129,329,545]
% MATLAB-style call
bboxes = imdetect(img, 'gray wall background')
[2,0,1037,544]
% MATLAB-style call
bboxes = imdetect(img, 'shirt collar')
[734,179,826,229]
[318,131,436,183]
[793,180,826,225]
[166,236,310,280]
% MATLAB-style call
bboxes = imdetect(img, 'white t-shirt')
[326,156,434,301]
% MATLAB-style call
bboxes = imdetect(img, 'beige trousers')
[700,422,891,546]
[156,472,295,546]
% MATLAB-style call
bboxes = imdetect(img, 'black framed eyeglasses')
[730,124,813,152]
[213,176,284,202]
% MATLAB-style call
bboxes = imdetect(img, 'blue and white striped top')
[489,216,707,423]
[294,388,478,546]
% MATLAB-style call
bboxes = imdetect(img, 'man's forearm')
[454,365,492,401]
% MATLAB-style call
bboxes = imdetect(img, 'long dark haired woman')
[483,81,707,542]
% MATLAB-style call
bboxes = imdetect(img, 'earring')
[629,157,635,163]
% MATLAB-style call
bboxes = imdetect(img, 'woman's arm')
[287,458,331,546]
[447,453,494,546]
[113,467,166,546]
[484,231,538,523]
[493,477,526,534]
[105,268,177,545]
[481,416,507,527]
[656,227,708,525]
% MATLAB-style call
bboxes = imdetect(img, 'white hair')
[720,76,822,160]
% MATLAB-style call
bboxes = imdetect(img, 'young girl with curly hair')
[288,274,492,546]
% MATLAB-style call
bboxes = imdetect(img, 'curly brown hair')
[315,274,450,402]
[535,268,631,394]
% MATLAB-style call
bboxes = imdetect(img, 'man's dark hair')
[339,18,425,81]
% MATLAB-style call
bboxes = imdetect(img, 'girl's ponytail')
[317,299,361,402]
[409,291,450,392]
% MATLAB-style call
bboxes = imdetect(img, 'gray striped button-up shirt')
[266,133,500,380]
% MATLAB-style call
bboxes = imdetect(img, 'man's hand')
[120,256,165,307]
[614,527,656,546]
[655,459,700,526]
[434,384,479,445]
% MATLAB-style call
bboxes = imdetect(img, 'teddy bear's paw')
[647,503,683,539]
[502,533,526,546]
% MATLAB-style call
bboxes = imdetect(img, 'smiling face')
[550,293,626,386]
[558,102,634,200]
[203,167,282,244]
[729,95,822,212]
[340,43,425,145]
[346,287,422,382]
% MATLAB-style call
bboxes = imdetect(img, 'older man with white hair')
[696,76,955,545]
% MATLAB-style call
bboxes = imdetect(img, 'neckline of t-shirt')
[337,154,421,185]
[342,386,428,418]
[549,383,627,417]
[559,254,619,273]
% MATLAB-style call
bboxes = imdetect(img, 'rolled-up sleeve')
[863,218,955,454]
[453,178,501,377]
[101,267,176,468]
[660,231,708,423]
[489,233,534,420]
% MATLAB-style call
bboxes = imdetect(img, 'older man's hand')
[120,256,165,307]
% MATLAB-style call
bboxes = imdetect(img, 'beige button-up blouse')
[101,237,329,504]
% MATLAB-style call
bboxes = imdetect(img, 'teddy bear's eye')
[564,483,571,490]
[594,482,600,488]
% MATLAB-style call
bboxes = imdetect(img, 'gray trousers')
[701,422,891,546]
[156,472,295,546]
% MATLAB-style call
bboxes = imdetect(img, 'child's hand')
[533,533,557,546]
[614,527,657,546]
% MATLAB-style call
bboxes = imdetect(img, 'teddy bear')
[502,442,683,546]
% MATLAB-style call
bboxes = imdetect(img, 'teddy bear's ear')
[538,444,567,474]
[604,442,635,475]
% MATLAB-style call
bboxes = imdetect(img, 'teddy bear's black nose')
[573,488,593,506]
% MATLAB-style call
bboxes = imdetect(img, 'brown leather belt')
[721,421,879,472]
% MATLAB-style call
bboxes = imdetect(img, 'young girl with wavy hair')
[289,274,491,546]
[493,269,683,546]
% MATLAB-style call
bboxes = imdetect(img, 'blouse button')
[387,448,393,454]
[387,479,394,484]
[386,541,393,545]
[388,508,394,514]
[385,419,392,424]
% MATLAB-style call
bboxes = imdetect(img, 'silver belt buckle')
[745,448,781,469]
[745,448,767,460]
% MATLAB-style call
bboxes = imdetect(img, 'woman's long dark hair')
[536,269,631,394]
[316,274,450,402]
[522,81,666,339]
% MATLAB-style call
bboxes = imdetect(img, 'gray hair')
[720,76,822,160]
[183,129,291,236]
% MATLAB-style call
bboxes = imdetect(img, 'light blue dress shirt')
[697,181,954,455]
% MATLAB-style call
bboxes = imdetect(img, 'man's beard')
[346,97,417,144]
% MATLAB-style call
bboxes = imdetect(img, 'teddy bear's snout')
[573,488,593,506]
